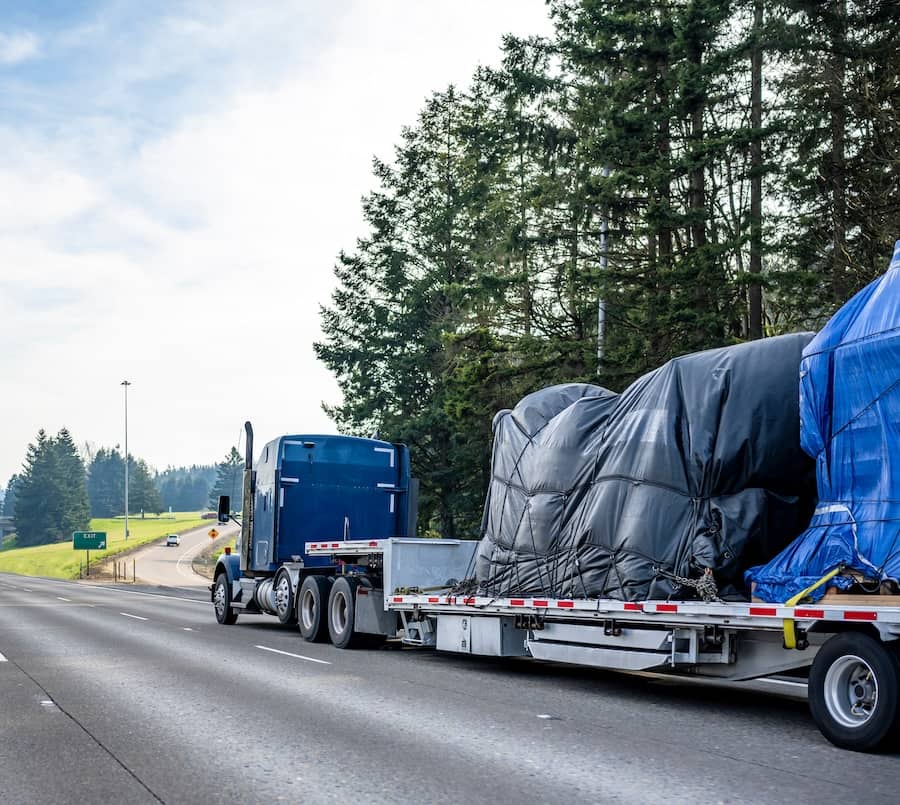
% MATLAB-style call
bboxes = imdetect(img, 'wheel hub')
[824,654,878,728]
[275,576,291,616]
[214,583,226,617]
[301,589,316,630]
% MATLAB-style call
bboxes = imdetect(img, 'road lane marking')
[0,652,7,662]
[57,597,71,602]
[23,588,32,592]
[182,627,193,631]
[120,612,148,621]
[83,585,209,605]
[5,575,211,606]
[255,645,331,665]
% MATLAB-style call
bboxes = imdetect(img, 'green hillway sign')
[73,531,106,550]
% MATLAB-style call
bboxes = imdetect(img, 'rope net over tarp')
[474,333,817,602]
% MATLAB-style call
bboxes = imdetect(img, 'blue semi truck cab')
[211,422,418,643]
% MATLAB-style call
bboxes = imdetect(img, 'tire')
[808,632,900,751]
[273,569,296,625]
[213,572,238,625]
[328,576,363,649]
[297,575,332,642]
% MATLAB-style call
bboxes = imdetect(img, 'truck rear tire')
[274,568,297,625]
[328,576,363,649]
[808,632,900,751]
[298,575,332,642]
[213,572,238,625]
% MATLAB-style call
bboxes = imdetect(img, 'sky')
[0,0,554,485]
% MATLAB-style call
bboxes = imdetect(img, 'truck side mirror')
[217,495,230,524]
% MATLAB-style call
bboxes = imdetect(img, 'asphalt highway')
[1,573,897,805]
[127,523,239,589]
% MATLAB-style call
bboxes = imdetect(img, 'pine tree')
[54,428,90,536]
[129,458,162,515]
[771,0,900,326]
[2,474,18,517]
[87,448,125,518]
[209,448,243,513]
[15,429,90,546]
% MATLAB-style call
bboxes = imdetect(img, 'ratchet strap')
[782,565,843,649]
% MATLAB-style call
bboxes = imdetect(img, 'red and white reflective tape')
[306,539,384,553]
[386,594,888,624]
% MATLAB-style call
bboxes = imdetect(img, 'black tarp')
[474,333,817,601]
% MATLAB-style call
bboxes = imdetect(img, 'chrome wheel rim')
[824,654,878,729]
[274,575,291,618]
[214,580,227,619]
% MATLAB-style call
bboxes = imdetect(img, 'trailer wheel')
[328,576,363,649]
[213,572,238,625]
[809,632,900,751]
[298,575,332,642]
[273,568,296,625]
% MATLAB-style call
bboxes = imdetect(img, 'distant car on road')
[165,534,181,547]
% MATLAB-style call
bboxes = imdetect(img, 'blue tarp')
[746,240,900,602]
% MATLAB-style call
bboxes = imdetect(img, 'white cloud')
[0,31,39,65]
[0,1,554,483]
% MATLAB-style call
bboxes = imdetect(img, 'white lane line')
[23,588,32,592]
[8,576,211,605]
[120,612,148,621]
[56,597,71,602]
[0,652,7,662]
[182,627,193,631]
[255,645,331,665]
[84,586,209,605]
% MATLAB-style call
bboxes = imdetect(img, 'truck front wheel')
[808,632,900,751]
[298,575,332,642]
[213,572,238,625]
[328,576,363,649]
[274,568,297,625]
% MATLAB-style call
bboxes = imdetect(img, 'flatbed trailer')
[300,537,900,753]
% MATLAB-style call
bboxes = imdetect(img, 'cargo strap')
[782,565,843,649]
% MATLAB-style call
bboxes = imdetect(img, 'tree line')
[317,0,899,538]
[3,430,243,547]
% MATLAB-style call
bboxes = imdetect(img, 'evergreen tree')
[157,465,215,511]
[54,428,91,536]
[15,429,90,546]
[2,474,18,517]
[209,448,243,512]
[129,458,162,515]
[87,448,125,518]
[770,0,900,326]
[317,0,900,540]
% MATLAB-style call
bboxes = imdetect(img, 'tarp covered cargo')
[474,333,817,601]
[746,241,900,603]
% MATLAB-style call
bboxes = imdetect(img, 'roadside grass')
[192,534,238,579]
[0,514,211,579]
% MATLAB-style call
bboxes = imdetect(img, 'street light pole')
[121,380,131,540]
